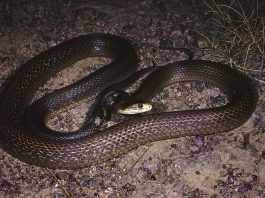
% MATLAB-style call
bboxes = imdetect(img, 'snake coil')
[0,34,257,169]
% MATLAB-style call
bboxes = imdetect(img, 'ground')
[0,0,264,197]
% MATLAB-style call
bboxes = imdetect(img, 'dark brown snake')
[0,34,257,169]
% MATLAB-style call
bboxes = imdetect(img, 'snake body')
[0,34,257,169]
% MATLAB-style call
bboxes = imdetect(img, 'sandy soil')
[0,0,264,197]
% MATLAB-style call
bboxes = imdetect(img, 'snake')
[0,33,257,169]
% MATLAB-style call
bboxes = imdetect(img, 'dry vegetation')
[200,0,265,83]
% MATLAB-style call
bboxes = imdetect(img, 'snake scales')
[0,34,257,169]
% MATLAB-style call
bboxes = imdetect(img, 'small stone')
[211,95,226,106]
[195,82,205,92]
[261,150,265,159]
[147,38,160,47]
[122,183,136,195]
[193,136,205,148]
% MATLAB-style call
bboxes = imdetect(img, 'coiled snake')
[0,34,257,169]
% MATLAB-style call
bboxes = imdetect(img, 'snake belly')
[0,34,257,169]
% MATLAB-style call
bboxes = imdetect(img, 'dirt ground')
[0,0,264,197]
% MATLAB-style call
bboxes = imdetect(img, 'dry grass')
[199,0,265,83]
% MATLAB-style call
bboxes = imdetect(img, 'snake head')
[93,90,152,119]
[115,100,152,115]
[99,91,152,115]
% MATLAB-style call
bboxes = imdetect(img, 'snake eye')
[138,103,143,108]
